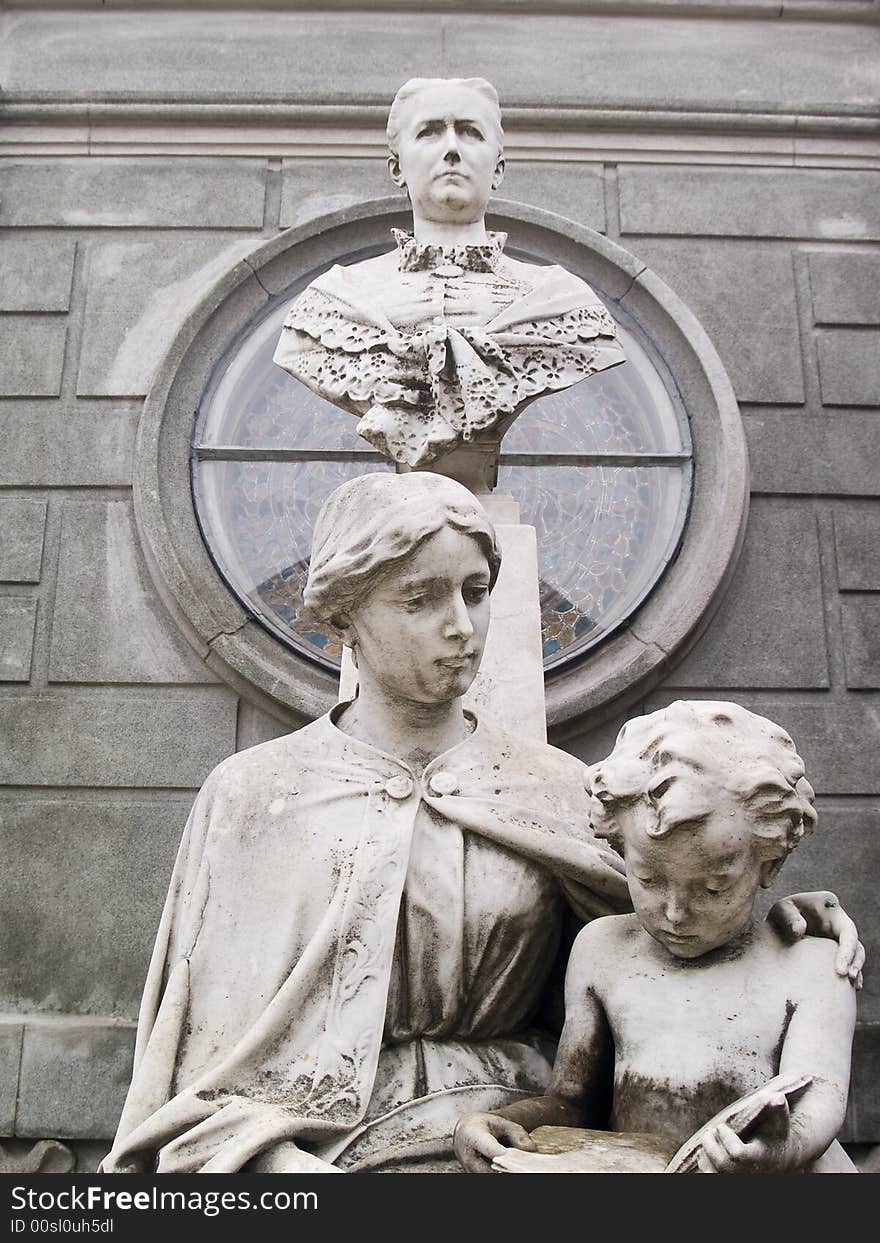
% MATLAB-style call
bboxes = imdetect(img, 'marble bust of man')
[273,77,625,474]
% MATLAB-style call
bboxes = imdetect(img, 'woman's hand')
[453,1112,537,1173]
[767,891,864,988]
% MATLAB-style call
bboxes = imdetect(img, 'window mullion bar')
[193,446,692,467]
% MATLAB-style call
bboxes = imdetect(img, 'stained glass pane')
[499,463,689,667]
[194,459,393,666]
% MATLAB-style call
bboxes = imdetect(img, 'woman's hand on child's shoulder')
[767,891,864,988]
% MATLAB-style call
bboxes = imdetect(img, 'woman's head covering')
[303,471,501,625]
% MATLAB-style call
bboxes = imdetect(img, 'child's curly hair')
[587,700,816,862]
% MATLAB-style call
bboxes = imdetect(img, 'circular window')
[192,248,691,676]
[134,199,747,729]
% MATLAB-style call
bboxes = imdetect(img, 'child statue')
[454,700,859,1174]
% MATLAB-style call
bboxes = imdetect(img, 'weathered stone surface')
[0,237,75,311]
[0,599,38,683]
[816,328,880,406]
[16,1020,135,1140]
[0,1139,76,1174]
[555,708,637,769]
[235,700,294,753]
[647,693,880,797]
[664,501,829,688]
[843,1025,880,1143]
[0,160,266,229]
[2,11,445,101]
[0,403,137,488]
[743,411,880,497]
[758,702,880,797]
[0,796,191,1017]
[0,689,236,787]
[280,158,404,229]
[0,498,47,581]
[9,10,870,114]
[619,168,880,240]
[834,508,880,589]
[0,1024,23,1135]
[497,163,605,232]
[49,499,217,684]
[77,235,260,397]
[809,252,880,325]
[0,316,66,396]
[625,240,803,403]
[446,14,880,114]
[841,598,880,689]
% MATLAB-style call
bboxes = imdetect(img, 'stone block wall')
[1,1,878,1158]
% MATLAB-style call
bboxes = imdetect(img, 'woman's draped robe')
[102,708,630,1173]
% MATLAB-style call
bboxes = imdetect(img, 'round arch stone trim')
[133,197,748,732]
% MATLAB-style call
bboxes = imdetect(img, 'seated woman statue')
[101,472,863,1174]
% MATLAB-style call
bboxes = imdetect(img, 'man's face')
[389,83,504,225]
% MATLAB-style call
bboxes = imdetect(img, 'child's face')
[622,792,773,959]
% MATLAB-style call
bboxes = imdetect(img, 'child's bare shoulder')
[782,933,843,982]
[764,928,852,1004]
[570,914,642,980]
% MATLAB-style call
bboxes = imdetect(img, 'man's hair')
[586,700,817,863]
[386,77,504,157]
[302,471,501,627]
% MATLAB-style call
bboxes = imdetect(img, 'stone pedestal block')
[841,598,880,689]
[817,328,880,406]
[0,317,66,396]
[0,498,47,582]
[0,238,75,311]
[809,252,880,325]
[50,500,218,684]
[0,160,267,228]
[835,509,880,589]
[0,598,38,682]
[15,1020,135,1141]
[0,689,236,787]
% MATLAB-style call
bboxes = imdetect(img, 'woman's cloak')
[102,708,629,1173]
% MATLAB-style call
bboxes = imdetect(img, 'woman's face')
[343,526,492,705]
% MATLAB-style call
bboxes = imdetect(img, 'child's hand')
[695,1093,791,1174]
[453,1112,538,1173]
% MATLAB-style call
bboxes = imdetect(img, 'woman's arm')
[766,891,864,986]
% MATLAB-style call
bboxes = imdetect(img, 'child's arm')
[453,922,616,1172]
[694,948,856,1173]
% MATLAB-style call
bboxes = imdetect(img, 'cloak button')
[384,774,414,800]
[428,770,459,797]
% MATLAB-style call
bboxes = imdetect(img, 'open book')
[491,1073,813,1174]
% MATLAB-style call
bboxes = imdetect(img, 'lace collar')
[393,228,507,274]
